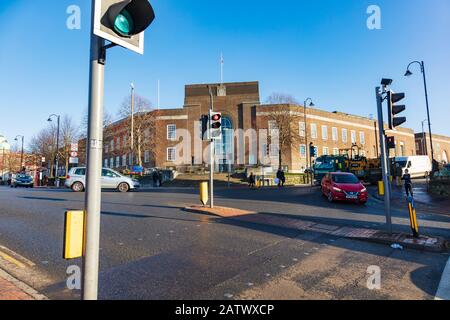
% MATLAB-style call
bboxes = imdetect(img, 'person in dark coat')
[277,169,286,187]
[402,169,413,197]
[248,173,256,188]
[152,171,158,187]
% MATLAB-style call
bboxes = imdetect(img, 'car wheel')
[72,182,84,193]
[118,183,130,193]
[327,192,334,203]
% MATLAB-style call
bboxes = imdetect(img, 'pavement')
[0,184,450,300]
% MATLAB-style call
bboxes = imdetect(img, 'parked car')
[321,172,368,204]
[395,156,432,178]
[65,167,140,193]
[11,174,34,188]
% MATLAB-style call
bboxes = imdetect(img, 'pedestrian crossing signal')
[210,112,222,139]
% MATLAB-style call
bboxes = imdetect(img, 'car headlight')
[333,187,343,192]
[361,187,367,193]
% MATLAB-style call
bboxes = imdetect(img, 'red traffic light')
[211,114,221,121]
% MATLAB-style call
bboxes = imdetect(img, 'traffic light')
[386,136,395,149]
[200,115,209,141]
[210,112,222,139]
[93,0,155,55]
[387,90,406,130]
[309,143,317,158]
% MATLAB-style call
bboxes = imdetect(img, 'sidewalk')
[0,269,46,300]
[370,184,450,216]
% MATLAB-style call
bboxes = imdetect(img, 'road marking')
[0,246,35,268]
[435,256,450,300]
[0,250,26,269]
[224,293,233,299]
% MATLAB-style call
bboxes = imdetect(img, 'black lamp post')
[303,98,315,184]
[14,135,24,171]
[405,61,435,169]
[48,114,61,180]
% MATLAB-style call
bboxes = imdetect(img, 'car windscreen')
[396,161,407,168]
[332,175,359,184]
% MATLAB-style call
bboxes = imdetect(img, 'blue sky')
[1,0,449,149]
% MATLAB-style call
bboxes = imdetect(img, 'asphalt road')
[0,185,449,300]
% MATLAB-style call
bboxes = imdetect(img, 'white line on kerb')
[435,256,450,300]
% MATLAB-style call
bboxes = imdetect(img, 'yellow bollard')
[408,200,419,238]
[378,181,384,196]
[64,211,85,260]
[200,182,209,206]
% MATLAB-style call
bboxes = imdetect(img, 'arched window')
[215,116,234,172]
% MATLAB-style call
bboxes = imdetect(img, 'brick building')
[80,81,423,173]
[415,132,450,164]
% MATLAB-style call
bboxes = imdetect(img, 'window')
[299,122,306,137]
[167,124,177,141]
[332,127,338,142]
[268,121,278,137]
[360,132,365,145]
[351,130,357,144]
[144,151,150,163]
[104,159,108,168]
[261,144,268,158]
[110,157,114,168]
[110,140,114,152]
[129,154,133,166]
[116,156,120,168]
[342,129,348,143]
[400,142,405,157]
[269,144,279,158]
[321,125,328,140]
[105,144,109,154]
[123,136,127,147]
[323,147,329,155]
[300,144,306,158]
[117,137,121,149]
[122,155,127,167]
[75,168,86,176]
[333,148,339,156]
[167,147,176,162]
[311,124,317,139]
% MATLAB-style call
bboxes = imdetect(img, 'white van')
[395,156,432,178]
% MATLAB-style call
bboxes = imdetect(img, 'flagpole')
[220,53,224,84]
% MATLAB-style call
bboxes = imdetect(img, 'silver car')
[65,167,140,193]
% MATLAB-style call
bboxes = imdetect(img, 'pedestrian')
[158,171,163,187]
[276,168,286,187]
[248,172,256,188]
[402,169,414,198]
[152,170,158,187]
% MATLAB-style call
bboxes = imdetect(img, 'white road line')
[435,256,450,300]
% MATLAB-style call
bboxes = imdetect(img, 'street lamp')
[404,61,435,169]
[421,119,428,155]
[303,98,315,184]
[48,114,61,183]
[14,135,24,171]
[130,82,135,170]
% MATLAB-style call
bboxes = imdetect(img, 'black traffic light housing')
[200,115,209,141]
[386,136,396,149]
[309,143,317,158]
[210,112,222,139]
[387,91,406,130]
[102,0,155,37]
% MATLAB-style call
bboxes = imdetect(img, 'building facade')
[83,81,425,173]
[415,132,450,164]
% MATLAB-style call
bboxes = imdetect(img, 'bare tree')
[266,105,302,169]
[59,115,80,175]
[29,126,57,176]
[117,94,157,167]
[80,107,114,138]
[265,93,299,105]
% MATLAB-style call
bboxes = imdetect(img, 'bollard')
[200,182,209,206]
[407,197,419,238]
[378,181,384,196]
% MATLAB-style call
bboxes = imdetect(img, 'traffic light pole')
[83,4,106,300]
[208,86,214,209]
[376,86,392,234]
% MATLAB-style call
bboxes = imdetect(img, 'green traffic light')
[114,10,135,36]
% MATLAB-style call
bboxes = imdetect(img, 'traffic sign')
[71,143,79,152]
[70,152,78,158]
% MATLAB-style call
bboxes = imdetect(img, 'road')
[0,185,449,300]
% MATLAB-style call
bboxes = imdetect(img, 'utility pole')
[376,86,392,233]
[208,86,214,209]
[83,5,105,300]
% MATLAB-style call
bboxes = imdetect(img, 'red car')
[321,172,368,204]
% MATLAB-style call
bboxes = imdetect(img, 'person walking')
[152,170,158,187]
[277,168,286,187]
[402,169,414,198]
[248,172,256,188]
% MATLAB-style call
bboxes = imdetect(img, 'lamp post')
[14,135,24,171]
[130,82,135,170]
[48,114,61,184]
[421,119,428,155]
[405,61,435,168]
[303,98,315,184]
